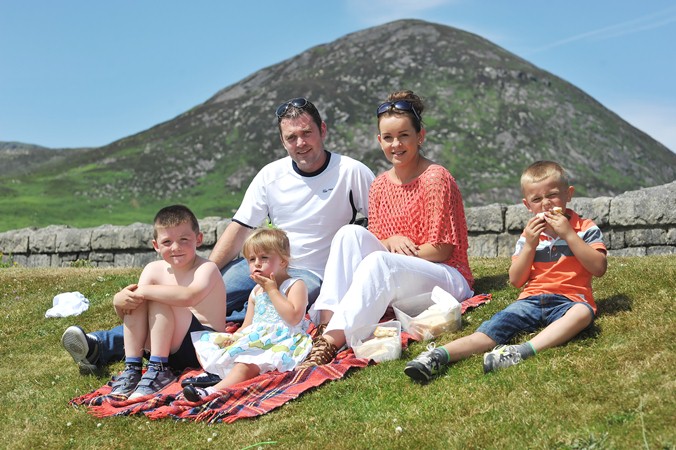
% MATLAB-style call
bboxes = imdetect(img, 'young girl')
[182,227,312,401]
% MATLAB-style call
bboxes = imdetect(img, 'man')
[61,97,375,373]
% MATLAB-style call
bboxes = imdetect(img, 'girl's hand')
[385,235,420,256]
[251,272,279,293]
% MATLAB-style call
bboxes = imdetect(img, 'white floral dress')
[192,278,312,379]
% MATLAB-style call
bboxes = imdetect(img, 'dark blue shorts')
[476,294,594,344]
[168,314,214,371]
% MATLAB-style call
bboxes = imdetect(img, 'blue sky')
[1,1,675,152]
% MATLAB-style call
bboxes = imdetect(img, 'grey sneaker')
[483,345,523,373]
[404,344,446,382]
[128,365,177,400]
[61,326,99,372]
[109,365,142,398]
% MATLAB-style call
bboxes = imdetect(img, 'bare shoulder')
[140,259,171,283]
[192,256,220,274]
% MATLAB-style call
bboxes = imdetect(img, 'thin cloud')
[528,6,676,55]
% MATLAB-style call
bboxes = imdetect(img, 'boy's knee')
[567,303,594,326]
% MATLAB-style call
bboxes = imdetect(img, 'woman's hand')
[384,235,420,256]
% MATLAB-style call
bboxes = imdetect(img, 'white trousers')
[309,225,473,345]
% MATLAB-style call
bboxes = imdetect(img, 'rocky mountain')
[1,19,674,230]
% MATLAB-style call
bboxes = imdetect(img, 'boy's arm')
[509,216,546,287]
[134,262,222,307]
[547,214,608,276]
[113,265,155,317]
[113,284,141,318]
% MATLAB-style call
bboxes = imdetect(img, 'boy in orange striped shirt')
[405,161,607,382]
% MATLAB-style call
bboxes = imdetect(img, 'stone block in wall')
[12,254,28,266]
[56,228,92,253]
[91,223,153,251]
[468,235,497,258]
[28,225,65,252]
[623,228,667,246]
[216,219,232,241]
[605,230,625,250]
[610,181,676,226]
[199,217,221,246]
[89,252,115,263]
[608,247,647,257]
[505,204,529,231]
[647,246,676,256]
[26,254,52,268]
[667,228,676,245]
[58,253,78,267]
[114,252,158,268]
[466,204,504,233]
[568,197,611,227]
[0,227,32,254]
[497,233,519,257]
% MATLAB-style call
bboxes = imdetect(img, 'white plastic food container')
[350,320,402,363]
[392,286,462,341]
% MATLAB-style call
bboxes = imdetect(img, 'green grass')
[0,257,674,449]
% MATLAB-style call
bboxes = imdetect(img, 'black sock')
[85,334,100,361]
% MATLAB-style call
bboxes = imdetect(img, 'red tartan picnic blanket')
[70,293,490,423]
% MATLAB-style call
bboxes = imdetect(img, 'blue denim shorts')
[476,294,595,344]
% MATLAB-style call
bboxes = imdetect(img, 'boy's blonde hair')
[520,160,570,193]
[242,228,291,262]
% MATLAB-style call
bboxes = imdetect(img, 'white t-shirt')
[233,152,375,278]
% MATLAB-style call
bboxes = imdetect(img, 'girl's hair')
[242,228,291,262]
[152,204,200,239]
[378,89,425,132]
[520,160,570,193]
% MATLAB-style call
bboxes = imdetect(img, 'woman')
[299,90,475,368]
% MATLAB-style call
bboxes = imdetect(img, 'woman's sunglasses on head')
[376,100,421,123]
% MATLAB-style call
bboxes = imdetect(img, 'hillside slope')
[1,19,674,231]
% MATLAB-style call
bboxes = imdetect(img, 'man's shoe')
[404,344,446,382]
[483,345,523,373]
[109,365,142,398]
[296,336,338,369]
[128,365,177,400]
[180,372,222,388]
[61,326,99,372]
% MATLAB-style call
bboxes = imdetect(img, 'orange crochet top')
[368,164,474,287]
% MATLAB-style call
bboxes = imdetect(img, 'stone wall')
[1,181,674,268]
